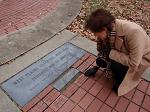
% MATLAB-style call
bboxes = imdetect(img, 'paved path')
[0,0,150,112]
[0,0,58,36]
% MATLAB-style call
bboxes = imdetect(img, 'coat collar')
[115,19,125,36]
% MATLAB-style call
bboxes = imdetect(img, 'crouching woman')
[85,9,150,96]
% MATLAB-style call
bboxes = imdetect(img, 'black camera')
[96,57,108,68]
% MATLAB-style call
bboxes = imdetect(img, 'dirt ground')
[67,0,150,41]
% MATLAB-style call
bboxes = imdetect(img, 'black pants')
[96,58,129,85]
[110,60,129,85]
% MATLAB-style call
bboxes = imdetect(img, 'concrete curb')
[0,0,82,66]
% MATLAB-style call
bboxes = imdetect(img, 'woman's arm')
[109,30,145,67]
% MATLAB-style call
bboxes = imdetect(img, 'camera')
[96,57,109,68]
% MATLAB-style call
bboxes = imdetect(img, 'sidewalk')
[0,0,150,112]
[0,0,82,65]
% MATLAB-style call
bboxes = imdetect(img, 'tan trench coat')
[109,19,150,96]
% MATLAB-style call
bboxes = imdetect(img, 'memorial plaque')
[1,43,86,107]
[52,68,79,91]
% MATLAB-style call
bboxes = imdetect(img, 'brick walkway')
[0,0,58,36]
[21,53,150,112]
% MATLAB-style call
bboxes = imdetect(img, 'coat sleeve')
[109,29,145,67]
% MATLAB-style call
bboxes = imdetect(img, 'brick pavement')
[20,53,150,112]
[0,2,150,112]
[0,0,58,36]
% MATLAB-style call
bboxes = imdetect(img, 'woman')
[85,8,150,96]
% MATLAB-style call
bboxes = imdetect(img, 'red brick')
[77,61,91,73]
[99,104,112,112]
[85,56,96,65]
[38,85,53,99]
[105,92,120,107]
[74,74,88,86]
[132,89,145,105]
[0,33,5,36]
[142,95,150,111]
[115,97,130,112]
[44,107,54,112]
[50,95,68,111]
[0,19,9,26]
[72,60,83,68]
[22,97,40,112]
[90,55,97,60]
[57,100,75,112]
[30,101,43,111]
[70,87,86,103]
[9,17,21,23]
[112,110,117,112]
[63,83,79,98]
[43,89,60,105]
[78,93,95,110]
[0,0,58,29]
[126,103,140,112]
[81,53,91,61]
[0,25,9,30]
[93,69,103,81]
[139,108,149,112]
[97,87,111,102]
[16,22,26,29]
[86,65,93,70]
[34,13,42,18]
[81,78,95,91]
[0,29,7,36]
[146,84,150,96]
[87,98,103,112]
[137,80,149,93]
[124,89,136,100]
[28,109,33,112]
[98,75,115,88]
[5,26,17,32]
[89,82,103,96]
[92,61,97,66]
[20,18,33,25]
[72,105,84,112]
[28,15,38,21]
[30,101,47,112]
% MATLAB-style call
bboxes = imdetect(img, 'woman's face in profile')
[94,27,108,41]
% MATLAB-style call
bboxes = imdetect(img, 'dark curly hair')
[85,9,115,32]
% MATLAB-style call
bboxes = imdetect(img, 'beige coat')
[109,19,150,96]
